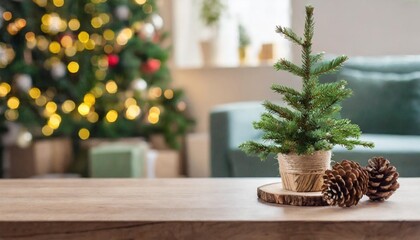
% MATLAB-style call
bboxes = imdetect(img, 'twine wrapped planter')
[278,151,331,192]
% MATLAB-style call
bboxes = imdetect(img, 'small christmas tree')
[0,0,193,149]
[239,5,374,160]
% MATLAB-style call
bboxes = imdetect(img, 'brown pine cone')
[366,157,400,201]
[322,160,369,207]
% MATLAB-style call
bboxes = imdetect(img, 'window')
[174,0,291,68]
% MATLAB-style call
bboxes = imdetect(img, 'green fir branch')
[262,101,298,121]
[238,141,277,160]
[274,59,305,77]
[271,84,301,97]
[275,26,303,46]
[311,55,348,76]
[310,52,325,63]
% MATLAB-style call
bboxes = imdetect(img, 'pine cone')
[322,160,369,207]
[366,157,400,201]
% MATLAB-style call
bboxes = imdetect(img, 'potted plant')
[238,24,251,65]
[239,5,374,192]
[199,0,225,66]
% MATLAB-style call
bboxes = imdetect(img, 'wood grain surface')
[0,178,419,239]
[258,182,328,206]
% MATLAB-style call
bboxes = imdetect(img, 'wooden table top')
[0,178,419,222]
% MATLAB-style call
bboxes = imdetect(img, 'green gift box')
[89,142,148,178]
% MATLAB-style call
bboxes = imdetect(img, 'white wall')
[169,0,420,133]
[291,0,420,60]
[172,66,299,132]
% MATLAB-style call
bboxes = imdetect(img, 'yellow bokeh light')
[105,110,118,123]
[62,100,76,113]
[116,28,133,45]
[85,39,96,50]
[16,19,27,28]
[0,83,11,97]
[35,96,47,106]
[149,106,161,115]
[105,80,118,94]
[78,31,89,43]
[48,114,62,129]
[5,109,18,121]
[126,105,141,120]
[95,69,106,80]
[68,19,80,31]
[91,85,104,97]
[149,87,162,98]
[77,103,90,116]
[33,0,47,7]
[84,93,96,106]
[124,97,137,108]
[99,13,110,24]
[28,87,41,99]
[60,35,73,48]
[53,0,64,7]
[45,101,58,113]
[65,46,77,57]
[148,113,159,124]
[49,41,61,54]
[143,4,153,14]
[3,11,12,21]
[78,128,90,140]
[42,125,54,136]
[104,44,113,54]
[98,57,109,69]
[135,0,147,5]
[67,61,79,73]
[91,33,103,45]
[36,36,49,51]
[103,29,115,41]
[164,89,174,99]
[41,14,50,25]
[76,40,85,51]
[91,17,103,28]
[25,32,36,41]
[7,97,20,109]
[87,112,99,123]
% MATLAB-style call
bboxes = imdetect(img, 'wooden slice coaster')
[257,182,328,206]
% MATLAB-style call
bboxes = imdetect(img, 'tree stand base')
[257,182,328,206]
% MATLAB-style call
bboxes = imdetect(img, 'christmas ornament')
[141,59,161,74]
[115,5,131,21]
[139,23,155,40]
[322,160,369,207]
[150,14,164,30]
[14,74,32,92]
[131,78,148,91]
[16,129,33,148]
[366,157,400,201]
[51,61,66,79]
[0,43,16,68]
[43,13,67,34]
[107,54,120,68]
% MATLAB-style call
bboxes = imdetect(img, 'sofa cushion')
[332,134,420,177]
[228,150,278,177]
[343,55,420,73]
[338,69,420,135]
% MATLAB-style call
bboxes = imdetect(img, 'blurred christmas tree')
[0,0,194,149]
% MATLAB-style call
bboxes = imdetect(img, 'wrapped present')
[8,138,73,178]
[146,149,181,178]
[89,142,148,178]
